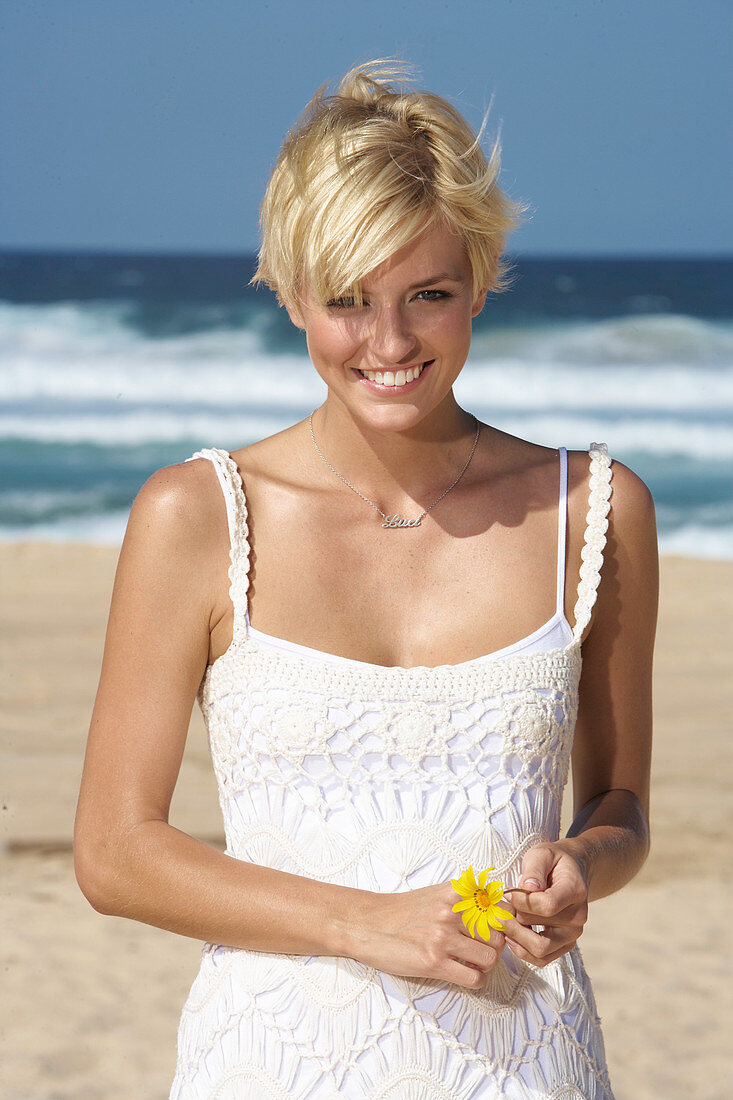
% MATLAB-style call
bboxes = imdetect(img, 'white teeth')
[360,363,425,387]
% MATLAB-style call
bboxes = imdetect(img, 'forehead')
[296,222,473,310]
[362,224,470,288]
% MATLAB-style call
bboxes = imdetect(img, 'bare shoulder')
[604,461,659,630]
[606,457,656,538]
[127,456,224,554]
[98,455,230,684]
[118,457,229,612]
[566,448,656,539]
[563,449,658,639]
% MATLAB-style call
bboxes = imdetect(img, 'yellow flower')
[450,865,514,940]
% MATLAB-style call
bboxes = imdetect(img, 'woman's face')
[288,224,487,432]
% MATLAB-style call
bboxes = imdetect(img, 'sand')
[2,543,732,1099]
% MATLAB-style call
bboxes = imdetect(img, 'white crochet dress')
[169,444,615,1100]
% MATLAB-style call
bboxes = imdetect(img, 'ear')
[471,287,488,318]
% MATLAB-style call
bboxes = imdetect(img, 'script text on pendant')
[381,514,422,528]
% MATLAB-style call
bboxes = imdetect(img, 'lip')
[353,360,434,393]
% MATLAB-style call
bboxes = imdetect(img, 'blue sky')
[1,0,731,256]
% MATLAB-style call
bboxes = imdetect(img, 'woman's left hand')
[502,842,589,967]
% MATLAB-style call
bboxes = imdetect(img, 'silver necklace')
[308,412,481,528]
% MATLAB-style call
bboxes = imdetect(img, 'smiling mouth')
[357,361,433,388]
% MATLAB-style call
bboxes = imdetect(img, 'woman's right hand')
[347,879,506,990]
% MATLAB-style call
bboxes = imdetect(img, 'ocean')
[1,249,731,558]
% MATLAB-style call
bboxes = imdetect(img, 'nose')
[367,305,418,365]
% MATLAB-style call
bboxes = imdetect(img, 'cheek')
[306,321,360,366]
[424,309,473,356]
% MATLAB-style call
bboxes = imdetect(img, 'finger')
[504,924,575,963]
[506,938,578,967]
[452,936,501,973]
[510,898,587,929]
[506,905,585,940]
[511,849,560,918]
[518,846,553,893]
[514,885,588,923]
[504,912,585,958]
[458,923,505,950]
[444,957,492,989]
[510,871,586,921]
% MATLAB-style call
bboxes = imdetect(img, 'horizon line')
[1,245,732,263]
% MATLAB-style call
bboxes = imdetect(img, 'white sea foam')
[658,524,733,561]
[1,299,731,555]
[0,511,130,546]
[468,415,733,461]
[4,300,732,360]
[4,351,731,417]
[1,302,732,415]
[2,407,731,460]
[458,358,733,413]
[469,313,733,365]
[0,410,294,445]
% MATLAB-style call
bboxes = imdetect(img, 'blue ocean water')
[1,249,731,558]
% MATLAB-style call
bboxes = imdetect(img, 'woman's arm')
[503,459,658,966]
[74,461,495,990]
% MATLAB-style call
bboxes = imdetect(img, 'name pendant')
[381,514,422,529]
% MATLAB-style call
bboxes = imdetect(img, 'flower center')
[475,890,490,909]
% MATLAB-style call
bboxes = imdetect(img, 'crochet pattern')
[170,444,615,1100]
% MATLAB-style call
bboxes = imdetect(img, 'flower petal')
[452,898,475,913]
[466,909,480,938]
[487,881,504,904]
[475,912,492,941]
[450,876,471,898]
[487,906,514,929]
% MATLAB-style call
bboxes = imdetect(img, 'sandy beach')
[2,543,732,1100]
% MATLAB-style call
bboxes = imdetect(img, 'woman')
[75,61,657,1098]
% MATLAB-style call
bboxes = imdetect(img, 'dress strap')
[556,447,568,618]
[571,443,613,643]
[185,447,251,643]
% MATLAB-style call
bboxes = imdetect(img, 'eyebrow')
[406,273,463,290]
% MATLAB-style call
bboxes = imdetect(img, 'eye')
[415,289,451,302]
[326,296,360,310]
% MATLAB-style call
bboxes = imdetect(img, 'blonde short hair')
[252,60,526,310]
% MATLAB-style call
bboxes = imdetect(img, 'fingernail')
[522,879,541,890]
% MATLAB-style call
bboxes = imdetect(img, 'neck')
[308,392,479,508]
